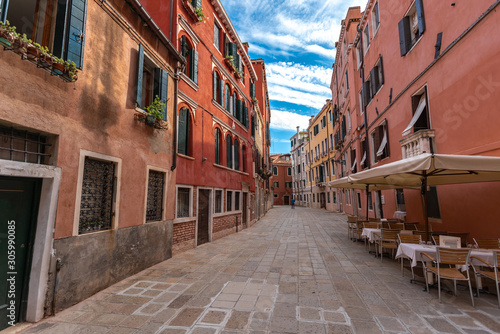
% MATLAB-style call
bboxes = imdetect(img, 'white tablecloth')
[396,243,495,270]
[361,228,380,242]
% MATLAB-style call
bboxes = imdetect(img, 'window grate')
[146,170,165,222]
[79,158,115,234]
[0,126,51,164]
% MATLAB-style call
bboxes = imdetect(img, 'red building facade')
[330,0,500,238]
[271,154,293,206]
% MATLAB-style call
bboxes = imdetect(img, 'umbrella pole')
[420,176,429,242]
[366,185,369,219]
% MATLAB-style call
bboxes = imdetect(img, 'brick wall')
[213,213,241,241]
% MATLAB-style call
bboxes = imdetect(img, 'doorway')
[197,189,210,246]
[242,193,248,229]
[283,196,290,205]
[0,177,41,330]
[320,193,326,209]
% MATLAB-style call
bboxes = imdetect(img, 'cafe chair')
[398,234,421,278]
[363,222,379,250]
[471,251,500,308]
[473,238,500,249]
[403,222,419,231]
[375,229,400,262]
[421,248,474,306]
[389,222,405,230]
[368,217,381,222]
[347,216,358,240]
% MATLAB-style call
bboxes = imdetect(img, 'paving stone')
[299,321,327,334]
[168,307,204,327]
[118,314,151,328]
[169,295,192,308]
[269,316,298,333]
[376,316,407,332]
[423,317,461,333]
[299,307,322,321]
[323,311,348,324]
[201,310,228,324]
[273,303,296,318]
[225,310,251,330]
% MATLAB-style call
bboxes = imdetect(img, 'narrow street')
[19,207,500,334]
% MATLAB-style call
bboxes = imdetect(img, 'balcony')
[400,129,436,159]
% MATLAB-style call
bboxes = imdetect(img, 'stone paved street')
[18,207,500,333]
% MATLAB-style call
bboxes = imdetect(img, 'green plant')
[40,46,50,56]
[194,7,206,21]
[145,95,165,120]
[20,33,32,44]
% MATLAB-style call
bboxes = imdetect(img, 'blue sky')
[220,0,360,154]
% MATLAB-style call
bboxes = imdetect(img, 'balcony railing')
[400,129,436,159]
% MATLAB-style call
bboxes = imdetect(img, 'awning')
[402,95,426,136]
[351,157,357,171]
[376,129,387,157]
[360,151,367,166]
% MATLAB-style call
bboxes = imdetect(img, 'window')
[359,90,364,114]
[345,70,349,91]
[2,0,87,68]
[327,192,330,203]
[370,121,389,163]
[226,134,233,168]
[370,56,385,95]
[287,167,292,176]
[363,77,373,107]
[360,139,367,169]
[79,157,116,234]
[313,124,319,135]
[403,86,430,135]
[136,45,169,117]
[372,1,380,34]
[363,25,370,52]
[273,166,278,175]
[398,0,425,56]
[180,35,199,84]
[215,189,223,213]
[146,170,165,222]
[178,107,191,156]
[0,125,51,164]
[313,194,315,202]
[285,182,292,188]
[274,194,278,198]
[225,84,231,112]
[331,160,335,176]
[357,192,362,209]
[234,139,239,171]
[273,182,279,188]
[215,128,222,165]
[350,149,357,174]
[235,192,240,211]
[226,190,233,211]
[177,187,191,218]
[368,192,373,210]
[333,191,337,203]
[297,165,301,173]
[395,189,405,212]
[214,21,220,51]
[213,71,224,105]
[356,43,362,68]
[242,146,246,172]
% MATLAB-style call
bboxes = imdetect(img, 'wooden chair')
[448,232,470,248]
[381,221,390,229]
[368,217,381,222]
[398,234,421,278]
[403,222,419,231]
[375,229,400,262]
[421,248,474,306]
[352,221,365,241]
[473,238,500,249]
[389,222,405,230]
[471,251,500,308]
[347,216,358,240]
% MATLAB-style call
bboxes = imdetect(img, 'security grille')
[79,157,115,234]
[146,170,165,222]
[0,125,51,164]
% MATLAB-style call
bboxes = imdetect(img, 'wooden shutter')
[251,115,255,136]
[219,78,224,105]
[136,44,144,107]
[362,81,370,107]
[180,35,187,57]
[226,135,232,168]
[373,126,381,162]
[416,0,426,36]
[250,82,255,98]
[1,0,8,23]
[244,106,248,127]
[178,109,187,155]
[370,68,378,95]
[65,0,87,69]
[192,0,202,9]
[234,140,239,170]
[398,16,411,56]
[379,55,384,86]
[153,68,169,119]
[213,71,217,100]
[236,99,242,122]
[192,49,198,84]
[215,129,220,164]
[384,120,390,158]
[224,34,228,56]
[234,53,240,70]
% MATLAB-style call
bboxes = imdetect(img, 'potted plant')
[12,33,29,55]
[194,7,206,22]
[52,56,65,75]
[144,95,165,126]
[0,21,15,47]
[27,42,42,60]
[63,59,78,81]
[38,46,54,68]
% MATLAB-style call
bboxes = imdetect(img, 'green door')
[0,177,41,330]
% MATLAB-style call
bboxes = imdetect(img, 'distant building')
[290,127,309,206]
[270,154,293,205]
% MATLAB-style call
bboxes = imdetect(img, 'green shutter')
[250,82,255,98]
[370,68,378,96]
[234,53,240,71]
[234,140,239,170]
[244,106,249,127]
[242,146,246,172]
[379,55,384,86]
[226,135,232,168]
[192,49,198,84]
[153,68,168,119]
[236,99,242,122]
[215,129,220,164]
[398,16,411,56]
[136,44,144,107]
[0,0,8,22]
[65,0,87,69]
[192,0,202,9]
[219,78,224,105]
[178,109,187,155]
[213,71,217,100]
[180,35,188,57]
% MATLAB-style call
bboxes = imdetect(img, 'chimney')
[296,126,300,135]
[309,115,315,126]
[243,42,249,53]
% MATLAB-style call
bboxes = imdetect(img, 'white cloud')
[270,109,312,131]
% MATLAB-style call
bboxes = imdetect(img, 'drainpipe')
[171,65,181,171]
[169,0,174,41]
[51,258,63,315]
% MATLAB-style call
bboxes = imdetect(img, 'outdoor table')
[361,228,380,243]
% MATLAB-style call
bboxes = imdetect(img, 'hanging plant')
[194,7,206,22]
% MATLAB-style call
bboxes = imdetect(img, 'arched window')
[234,139,239,171]
[178,107,190,156]
[215,128,221,165]
[180,36,198,84]
[225,84,231,112]
[241,145,246,172]
[213,71,224,105]
[226,134,233,169]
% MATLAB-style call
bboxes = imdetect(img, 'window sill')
[178,153,195,160]
[174,217,196,224]
[404,34,424,57]
[213,163,249,176]
[180,73,199,91]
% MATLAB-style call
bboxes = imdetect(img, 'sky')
[220,0,361,154]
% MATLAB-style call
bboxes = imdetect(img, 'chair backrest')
[363,222,378,229]
[381,228,400,241]
[404,222,419,231]
[436,248,471,265]
[432,235,440,246]
[389,223,405,230]
[398,234,421,244]
[381,221,390,229]
[347,216,358,223]
[448,232,469,247]
[474,238,500,249]
[368,217,381,222]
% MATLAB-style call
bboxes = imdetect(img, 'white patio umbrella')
[329,153,500,240]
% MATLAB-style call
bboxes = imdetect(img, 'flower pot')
[52,62,65,75]
[12,38,26,55]
[0,30,13,48]
[38,54,54,68]
[146,114,156,126]
[26,44,41,60]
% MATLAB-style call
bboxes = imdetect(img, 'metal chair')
[471,251,500,308]
[473,238,500,249]
[375,229,400,262]
[347,216,358,240]
[421,248,474,306]
[398,234,421,278]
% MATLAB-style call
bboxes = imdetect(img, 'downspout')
[169,0,174,41]
[171,65,181,171]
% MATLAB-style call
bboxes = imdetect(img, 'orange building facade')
[329,0,500,238]
[270,154,293,206]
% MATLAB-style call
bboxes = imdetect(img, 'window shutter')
[178,109,187,155]
[244,106,248,127]
[213,71,217,100]
[192,0,202,9]
[153,68,169,119]
[136,44,144,107]
[215,129,220,165]
[65,0,87,69]
[362,81,370,107]
[236,99,242,122]
[226,136,232,168]
[234,53,240,70]
[234,141,239,170]
[379,55,384,86]
[373,127,381,162]
[251,115,255,136]
[224,34,228,56]
[192,49,198,84]
[180,35,187,57]
[416,0,426,36]
[219,78,224,105]
[250,82,255,98]
[370,68,378,95]
[398,16,411,56]
[384,121,390,158]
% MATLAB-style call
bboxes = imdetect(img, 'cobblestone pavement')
[18,207,500,333]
